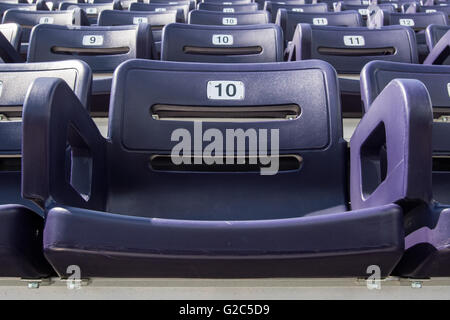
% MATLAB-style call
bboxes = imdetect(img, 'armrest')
[0,32,25,63]
[22,77,107,211]
[288,23,312,62]
[350,79,433,210]
[423,30,450,65]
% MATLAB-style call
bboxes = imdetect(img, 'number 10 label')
[207,81,245,100]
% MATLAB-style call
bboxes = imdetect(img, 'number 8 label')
[82,35,104,46]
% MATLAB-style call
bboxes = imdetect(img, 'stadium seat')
[417,4,450,18]
[0,2,48,18]
[129,2,189,23]
[2,9,89,56]
[161,23,283,62]
[197,2,259,13]
[59,1,122,25]
[0,22,21,50]
[378,11,448,62]
[188,9,270,25]
[151,0,196,11]
[288,24,418,115]
[335,2,396,25]
[360,60,450,277]
[0,60,91,278]
[276,9,363,43]
[27,24,155,114]
[265,2,328,23]
[21,59,410,277]
[98,9,177,57]
[426,23,450,50]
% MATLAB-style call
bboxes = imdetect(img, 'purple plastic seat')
[360,60,450,277]
[197,2,259,12]
[129,2,190,22]
[188,9,270,25]
[264,2,328,23]
[0,22,21,51]
[424,28,450,64]
[161,23,284,62]
[2,9,89,56]
[0,60,91,278]
[425,23,450,50]
[287,24,418,116]
[380,11,448,62]
[335,2,396,25]
[20,59,417,278]
[59,1,122,25]
[27,24,155,115]
[276,9,363,43]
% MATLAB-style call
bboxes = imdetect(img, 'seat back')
[418,4,450,17]
[129,2,189,23]
[265,2,328,23]
[293,25,418,74]
[161,23,283,62]
[197,2,259,12]
[188,9,270,25]
[203,0,253,3]
[151,0,196,11]
[385,11,448,30]
[27,24,154,73]
[277,10,362,42]
[59,2,119,24]
[0,3,42,17]
[361,61,450,204]
[98,9,177,43]
[0,22,21,50]
[106,59,346,219]
[337,3,396,24]
[2,9,88,43]
[426,23,450,49]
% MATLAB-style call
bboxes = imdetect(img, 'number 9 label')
[82,35,104,46]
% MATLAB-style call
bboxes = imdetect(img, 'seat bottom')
[0,204,54,278]
[43,204,404,278]
[394,208,450,278]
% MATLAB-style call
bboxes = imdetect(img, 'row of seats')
[0,0,449,279]
[0,58,448,278]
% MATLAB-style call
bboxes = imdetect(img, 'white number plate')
[207,81,245,100]
[0,81,3,98]
[313,17,328,25]
[292,8,304,12]
[133,17,148,24]
[399,18,415,26]
[358,9,369,15]
[82,35,104,46]
[155,7,167,11]
[86,7,98,14]
[223,8,235,12]
[222,17,237,25]
[426,9,437,12]
[39,17,54,24]
[212,34,233,45]
[447,83,450,97]
[343,35,365,46]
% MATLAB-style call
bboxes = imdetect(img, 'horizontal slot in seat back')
[361,61,450,204]
[360,60,450,277]
[161,23,283,63]
[265,2,328,22]
[188,9,270,25]
[106,59,346,220]
[294,24,418,74]
[27,24,154,73]
[0,22,21,50]
[276,10,363,42]
[2,9,88,43]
